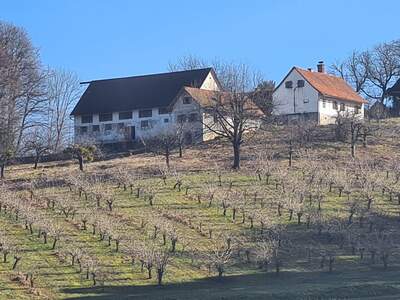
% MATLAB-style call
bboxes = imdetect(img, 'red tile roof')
[295,67,367,104]
[182,87,264,116]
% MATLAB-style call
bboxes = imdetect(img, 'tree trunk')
[78,156,84,171]
[92,273,96,286]
[165,149,170,168]
[34,153,40,169]
[232,142,240,169]
[12,257,21,270]
[0,164,5,179]
[52,238,58,250]
[157,269,163,285]
[297,213,302,225]
[171,239,177,252]
[351,143,356,158]
[218,267,223,277]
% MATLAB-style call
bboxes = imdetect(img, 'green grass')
[0,168,399,299]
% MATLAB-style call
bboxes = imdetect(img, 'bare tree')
[154,249,170,285]
[330,50,369,93]
[362,41,400,103]
[64,143,97,171]
[167,54,208,72]
[202,63,264,169]
[0,21,48,177]
[23,126,52,169]
[0,21,49,154]
[332,40,400,107]
[206,240,233,278]
[46,69,82,151]
[141,126,180,168]
[335,112,366,158]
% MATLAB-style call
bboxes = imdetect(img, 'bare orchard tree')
[141,125,183,168]
[46,69,82,151]
[202,63,264,169]
[154,249,170,285]
[206,239,233,278]
[64,143,98,171]
[22,126,52,169]
[335,112,370,158]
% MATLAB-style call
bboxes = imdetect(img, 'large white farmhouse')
[70,68,224,145]
[273,62,367,124]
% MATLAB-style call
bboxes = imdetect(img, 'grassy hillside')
[0,119,399,299]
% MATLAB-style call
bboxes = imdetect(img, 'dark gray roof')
[71,68,213,115]
[388,79,400,96]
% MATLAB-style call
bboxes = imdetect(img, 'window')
[297,80,305,88]
[340,103,345,111]
[164,118,169,123]
[303,98,309,104]
[141,120,149,129]
[322,100,326,108]
[158,107,169,115]
[118,123,124,130]
[99,113,113,122]
[80,126,87,134]
[139,109,152,118]
[189,113,198,122]
[104,124,112,131]
[81,115,93,124]
[177,114,186,123]
[119,111,132,120]
[285,81,293,88]
[92,125,100,132]
[333,101,338,110]
[183,97,192,104]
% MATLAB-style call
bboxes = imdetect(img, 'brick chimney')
[317,61,325,73]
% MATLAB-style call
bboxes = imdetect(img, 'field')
[0,120,400,299]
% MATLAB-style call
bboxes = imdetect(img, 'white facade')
[273,69,319,116]
[273,68,364,124]
[73,71,220,144]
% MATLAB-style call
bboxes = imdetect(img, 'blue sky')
[2,0,399,82]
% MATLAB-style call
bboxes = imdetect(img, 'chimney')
[307,68,312,72]
[317,61,325,73]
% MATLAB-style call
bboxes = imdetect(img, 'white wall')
[74,107,174,144]
[319,97,364,124]
[273,69,319,115]
[200,72,220,91]
[74,69,221,144]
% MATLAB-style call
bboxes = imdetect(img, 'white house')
[70,68,224,145]
[273,61,367,124]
